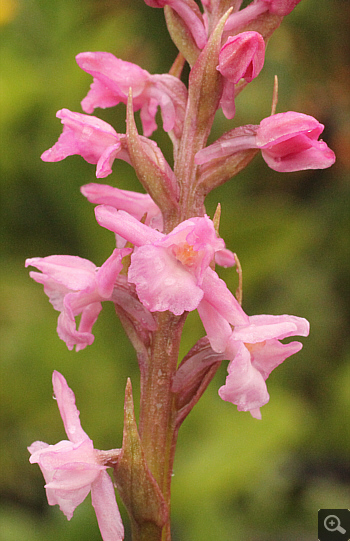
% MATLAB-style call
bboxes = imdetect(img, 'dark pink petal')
[41,109,120,164]
[267,0,302,16]
[218,32,265,84]
[91,471,124,541]
[256,112,324,147]
[96,144,128,179]
[77,52,149,103]
[262,140,336,172]
[77,52,187,137]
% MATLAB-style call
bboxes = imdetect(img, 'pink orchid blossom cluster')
[27,1,335,540]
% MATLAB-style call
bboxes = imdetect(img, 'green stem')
[138,312,187,539]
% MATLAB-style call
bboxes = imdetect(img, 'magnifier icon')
[324,515,346,534]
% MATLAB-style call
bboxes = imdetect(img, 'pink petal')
[201,268,249,326]
[215,248,237,268]
[91,471,124,541]
[197,299,233,352]
[218,32,265,84]
[96,248,131,298]
[27,272,69,311]
[81,183,163,229]
[41,109,120,164]
[248,314,310,337]
[219,341,270,411]
[25,256,96,290]
[250,339,303,379]
[96,144,124,178]
[262,140,336,172]
[128,244,204,314]
[52,371,90,443]
[256,112,324,148]
[95,206,163,246]
[231,320,298,343]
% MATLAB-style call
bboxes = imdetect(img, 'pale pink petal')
[25,256,96,291]
[96,248,131,298]
[57,303,100,351]
[128,244,204,314]
[219,341,270,411]
[95,206,163,246]
[52,371,90,443]
[201,267,249,326]
[81,183,163,229]
[250,338,303,379]
[197,299,233,352]
[231,320,298,343]
[215,248,237,268]
[248,314,310,337]
[27,272,69,311]
[91,471,124,541]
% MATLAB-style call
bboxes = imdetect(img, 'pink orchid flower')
[25,249,131,351]
[218,314,310,419]
[143,0,207,50]
[94,206,248,325]
[225,0,302,34]
[28,371,124,541]
[195,111,336,172]
[76,52,188,138]
[218,31,265,119]
[81,183,236,266]
[41,109,132,178]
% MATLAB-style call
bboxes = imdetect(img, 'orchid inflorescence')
[26,1,334,540]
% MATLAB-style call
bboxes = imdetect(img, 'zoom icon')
[318,509,350,541]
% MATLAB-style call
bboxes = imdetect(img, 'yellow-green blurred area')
[1,0,349,539]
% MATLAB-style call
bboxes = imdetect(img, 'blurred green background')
[1,0,349,540]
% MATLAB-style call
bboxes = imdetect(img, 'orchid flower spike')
[76,52,188,138]
[25,249,131,351]
[195,111,336,172]
[218,31,265,119]
[41,109,131,178]
[28,371,124,541]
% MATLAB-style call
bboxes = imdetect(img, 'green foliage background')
[1,1,349,540]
